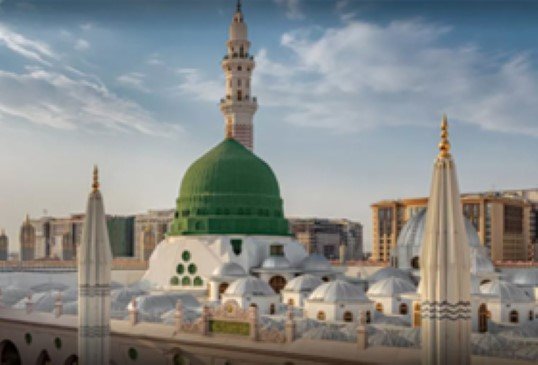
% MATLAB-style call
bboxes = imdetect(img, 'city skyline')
[1,0,537,252]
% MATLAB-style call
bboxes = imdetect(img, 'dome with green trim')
[169,138,289,236]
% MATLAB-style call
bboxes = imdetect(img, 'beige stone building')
[289,218,363,260]
[371,189,537,263]
[133,209,174,261]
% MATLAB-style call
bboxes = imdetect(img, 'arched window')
[0,340,21,365]
[270,303,276,315]
[509,310,519,323]
[218,282,229,299]
[321,276,330,282]
[478,304,488,333]
[182,277,191,286]
[269,275,287,294]
[411,256,420,269]
[170,276,179,286]
[529,310,534,321]
[237,90,242,101]
[193,276,203,287]
[36,350,51,365]
[399,303,408,315]
[366,311,371,323]
[317,311,326,321]
[375,302,383,313]
[413,303,421,327]
[343,311,353,322]
[64,355,79,365]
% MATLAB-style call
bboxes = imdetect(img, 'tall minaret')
[78,166,112,365]
[220,0,257,150]
[419,115,471,365]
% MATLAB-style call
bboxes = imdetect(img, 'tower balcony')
[223,53,254,61]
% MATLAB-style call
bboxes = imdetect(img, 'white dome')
[367,277,416,296]
[308,280,369,303]
[212,262,247,278]
[480,280,532,303]
[301,253,332,272]
[510,269,538,286]
[283,274,323,293]
[368,267,413,284]
[261,256,292,270]
[225,276,276,296]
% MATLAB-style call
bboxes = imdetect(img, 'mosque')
[0,2,537,365]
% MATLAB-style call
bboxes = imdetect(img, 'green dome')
[169,138,289,236]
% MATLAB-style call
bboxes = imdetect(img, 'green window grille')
[54,337,62,349]
[188,263,197,274]
[182,277,191,286]
[170,276,179,286]
[231,239,242,256]
[193,276,203,286]
[176,264,185,274]
[128,348,138,361]
[182,250,191,262]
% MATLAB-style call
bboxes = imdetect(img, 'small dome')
[212,262,247,278]
[480,280,532,303]
[301,253,331,272]
[510,269,538,286]
[308,280,369,303]
[261,256,292,270]
[225,276,276,296]
[368,267,413,284]
[283,274,323,293]
[367,277,416,297]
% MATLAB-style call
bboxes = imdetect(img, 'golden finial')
[225,122,233,139]
[92,165,99,192]
[438,114,451,158]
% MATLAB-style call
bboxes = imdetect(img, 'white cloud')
[247,19,538,136]
[147,53,164,66]
[117,72,149,93]
[0,24,56,64]
[74,38,90,51]
[275,0,305,20]
[175,68,222,102]
[0,68,173,135]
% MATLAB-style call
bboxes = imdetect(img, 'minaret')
[419,115,471,365]
[78,166,112,365]
[219,0,257,150]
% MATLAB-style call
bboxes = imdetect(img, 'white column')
[419,116,471,365]
[78,166,112,365]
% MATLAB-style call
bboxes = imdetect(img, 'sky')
[0,0,537,253]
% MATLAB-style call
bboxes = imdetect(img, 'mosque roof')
[367,277,416,297]
[480,280,533,303]
[283,274,323,293]
[211,262,247,278]
[301,253,332,272]
[368,267,414,284]
[510,269,538,286]
[224,276,276,296]
[169,138,289,236]
[308,280,369,303]
[261,256,292,270]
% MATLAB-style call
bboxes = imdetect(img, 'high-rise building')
[134,209,174,260]
[219,0,257,150]
[371,189,536,263]
[107,216,135,257]
[0,229,8,261]
[289,218,363,260]
[20,215,36,261]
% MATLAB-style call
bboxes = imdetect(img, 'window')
[399,303,408,315]
[270,244,284,257]
[176,264,184,275]
[343,311,353,322]
[170,276,179,286]
[530,311,534,321]
[237,90,242,101]
[411,256,420,269]
[218,282,229,298]
[317,311,326,321]
[366,311,371,324]
[182,277,191,286]
[269,275,287,294]
[510,310,519,323]
[287,298,295,306]
[194,276,203,287]
[478,304,488,333]
[413,304,421,327]
[128,348,138,361]
[270,303,276,315]
[375,303,383,313]
[182,250,191,262]
[231,239,242,255]
[188,263,197,274]
[238,66,242,71]
[238,79,242,86]
[54,337,62,349]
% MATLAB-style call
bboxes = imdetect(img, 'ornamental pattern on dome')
[169,139,289,236]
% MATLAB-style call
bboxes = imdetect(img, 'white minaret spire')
[419,115,472,365]
[220,0,257,150]
[78,165,112,365]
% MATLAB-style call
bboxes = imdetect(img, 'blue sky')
[0,0,537,253]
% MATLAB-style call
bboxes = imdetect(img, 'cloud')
[74,38,90,51]
[0,68,173,135]
[147,53,164,66]
[117,72,149,92]
[0,24,56,65]
[246,19,538,136]
[175,68,222,102]
[275,0,305,20]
